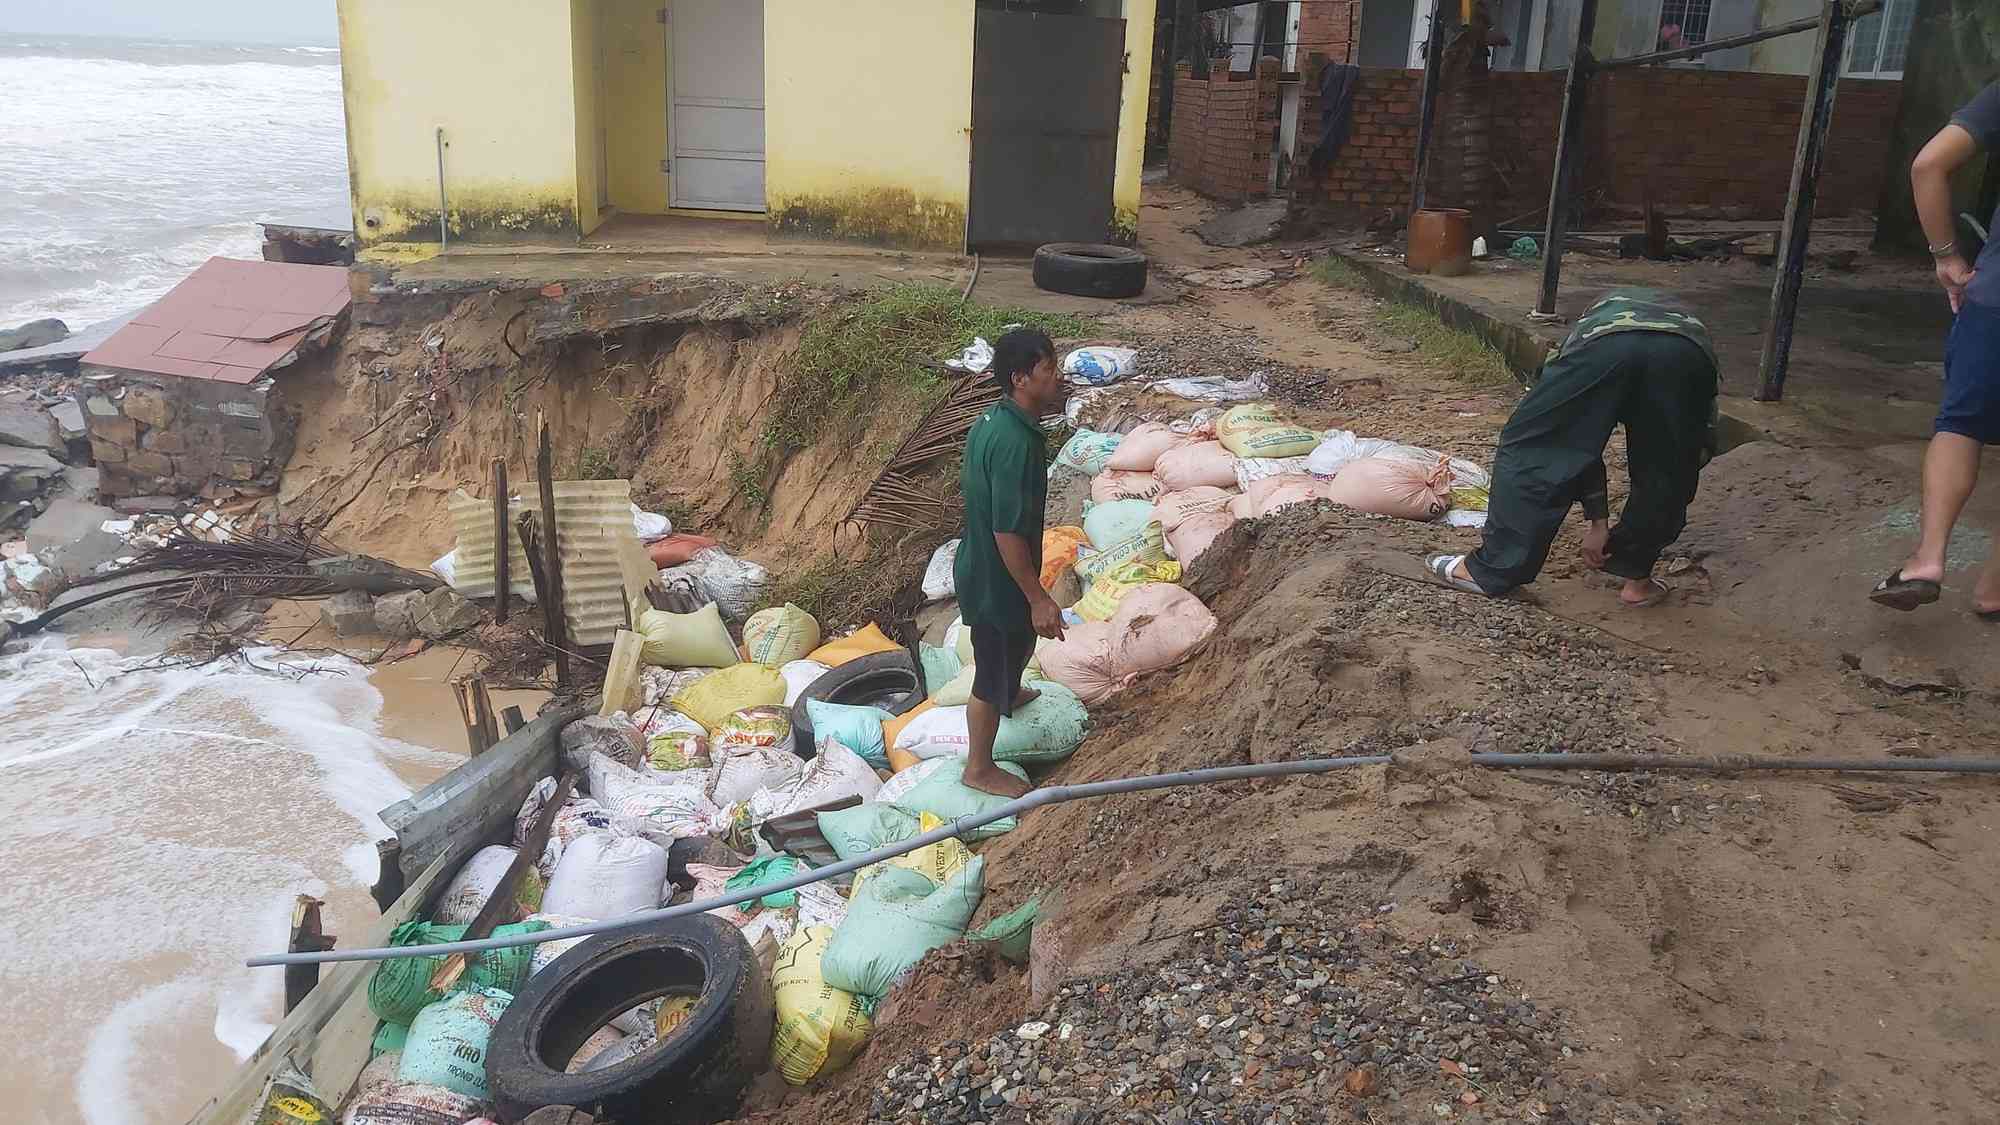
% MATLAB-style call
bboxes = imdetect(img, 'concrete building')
[335,0,1159,253]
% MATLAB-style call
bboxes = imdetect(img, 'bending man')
[954,328,1067,797]
[1429,288,1719,607]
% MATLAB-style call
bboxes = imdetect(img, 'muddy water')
[0,639,530,1124]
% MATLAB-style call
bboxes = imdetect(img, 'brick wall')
[1168,61,1282,202]
[1295,68,1424,218]
[79,373,294,500]
[1296,0,1362,66]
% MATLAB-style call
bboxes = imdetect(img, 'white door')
[669,0,765,212]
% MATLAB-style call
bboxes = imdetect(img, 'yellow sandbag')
[852,813,971,895]
[772,925,872,1084]
[744,603,822,666]
[1217,403,1319,459]
[807,622,901,668]
[637,603,740,669]
[1075,560,1183,622]
[671,662,788,733]
[881,700,935,754]
[1075,521,1169,587]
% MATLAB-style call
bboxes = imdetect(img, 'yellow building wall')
[600,0,672,214]
[1113,0,1159,239]
[572,0,605,234]
[338,0,583,244]
[764,0,974,250]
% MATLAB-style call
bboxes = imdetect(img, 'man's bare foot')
[961,761,1032,798]
[1011,686,1041,709]
[1618,577,1670,608]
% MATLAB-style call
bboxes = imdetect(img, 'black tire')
[790,649,923,757]
[1032,242,1148,299]
[485,916,773,1124]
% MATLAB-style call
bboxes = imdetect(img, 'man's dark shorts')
[969,623,1036,716]
[1938,302,2000,444]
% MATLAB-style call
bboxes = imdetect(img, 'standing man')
[1871,80,2000,619]
[954,328,1068,797]
[1427,288,1720,606]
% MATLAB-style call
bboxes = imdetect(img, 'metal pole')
[1595,0,1877,71]
[1408,0,1446,221]
[1755,0,1850,402]
[1535,0,1599,316]
[434,127,449,249]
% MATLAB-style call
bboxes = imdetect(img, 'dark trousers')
[1466,332,1717,595]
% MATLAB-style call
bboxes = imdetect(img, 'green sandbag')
[372,1020,409,1058]
[969,896,1040,964]
[817,803,922,861]
[919,643,963,697]
[821,857,986,1008]
[727,855,803,908]
[367,919,549,1025]
[992,680,1089,765]
[889,759,1028,841]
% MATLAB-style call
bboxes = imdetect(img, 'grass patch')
[573,445,619,480]
[1314,253,1513,386]
[1313,254,1373,291]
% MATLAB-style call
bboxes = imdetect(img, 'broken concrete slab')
[321,590,378,636]
[0,318,69,353]
[1181,266,1278,290]
[48,400,85,442]
[0,445,63,503]
[112,495,180,515]
[308,554,440,596]
[1195,199,1287,248]
[413,587,483,640]
[0,400,61,455]
[0,309,140,377]
[373,589,425,638]
[25,495,120,558]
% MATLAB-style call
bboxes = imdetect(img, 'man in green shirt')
[953,328,1069,797]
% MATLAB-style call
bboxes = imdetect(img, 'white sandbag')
[744,739,884,827]
[709,742,806,808]
[921,540,959,602]
[1151,374,1269,402]
[541,826,671,919]
[642,666,714,707]
[566,1026,628,1073]
[433,845,523,926]
[630,504,673,541]
[1233,455,1309,490]
[780,660,831,706]
[1061,345,1138,385]
[341,1081,484,1125]
[429,551,457,587]
[690,546,769,623]
[889,705,972,760]
[561,714,645,772]
[516,777,615,880]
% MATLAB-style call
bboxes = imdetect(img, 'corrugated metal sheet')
[447,480,651,647]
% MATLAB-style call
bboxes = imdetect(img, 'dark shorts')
[1937,302,2000,444]
[968,624,1037,715]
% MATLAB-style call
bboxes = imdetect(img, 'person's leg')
[964,624,1031,797]
[1463,338,1634,594]
[1896,433,1983,585]
[1887,303,1998,597]
[1977,530,2000,616]
[1602,335,1715,604]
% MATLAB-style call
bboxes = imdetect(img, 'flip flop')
[1975,607,2000,623]
[1426,554,1487,595]
[1619,577,1672,609]
[1869,569,1941,611]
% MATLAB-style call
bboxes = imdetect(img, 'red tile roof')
[82,257,351,384]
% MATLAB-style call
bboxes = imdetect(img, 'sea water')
[0,638,461,1124]
[0,36,349,329]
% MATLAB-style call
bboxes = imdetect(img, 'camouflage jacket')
[1552,289,1720,375]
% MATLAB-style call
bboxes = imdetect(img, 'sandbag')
[1051,428,1122,476]
[1038,583,1216,704]
[779,659,832,706]
[526,913,598,977]
[340,1081,483,1125]
[1081,498,1154,551]
[969,897,1040,965]
[249,1061,331,1125]
[434,845,535,926]
[917,644,962,696]
[399,987,511,1101]
[567,1026,629,1073]
[1167,510,1237,567]
[368,920,550,1025]
[714,705,793,752]
[1234,455,1310,490]
[688,546,769,623]
[744,739,884,826]
[853,811,971,894]
[947,617,974,666]
[805,699,894,768]
[609,779,724,843]
[515,778,613,880]
[920,540,959,603]
[875,756,950,807]
[642,665,713,708]
[1103,422,1185,472]
[1061,345,1138,385]
[637,602,740,669]
[744,603,822,666]
[648,533,719,569]
[806,622,901,668]
[1153,441,1239,491]
[1039,525,1091,590]
[820,858,985,1006]
[645,720,711,775]
[1217,403,1320,459]
[889,758,1029,839]
[560,714,645,771]
[772,925,873,1084]
[672,662,787,732]
[541,827,670,919]
[1075,521,1169,587]
[1324,455,1452,521]
[708,742,805,807]
[817,802,924,860]
[881,699,936,752]
[1150,486,1234,533]
[1233,473,1342,519]
[1090,469,1165,505]
[1075,561,1181,623]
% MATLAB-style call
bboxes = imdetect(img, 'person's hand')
[1937,254,1977,314]
[1030,594,1067,641]
[1580,520,1610,569]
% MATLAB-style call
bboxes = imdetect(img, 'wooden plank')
[502,704,527,735]
[284,896,333,1016]
[491,457,510,625]
[535,416,572,692]
[1535,0,1599,317]
[1408,0,1445,219]
[1754,0,1851,402]
[599,628,644,719]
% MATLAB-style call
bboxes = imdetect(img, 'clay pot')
[1407,208,1474,277]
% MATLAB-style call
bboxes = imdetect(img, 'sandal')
[1869,569,1941,612]
[1975,606,2000,623]
[1619,578,1672,609]
[1426,554,1488,595]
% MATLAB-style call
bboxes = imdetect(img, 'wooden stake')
[285,895,334,1015]
[491,458,510,624]
[471,677,499,752]
[430,773,576,994]
[535,416,572,693]
[1535,0,1599,317]
[502,705,527,735]
[371,839,405,913]
[1755,0,1850,402]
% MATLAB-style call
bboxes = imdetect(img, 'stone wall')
[78,372,296,501]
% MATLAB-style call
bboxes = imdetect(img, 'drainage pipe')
[248,749,1999,968]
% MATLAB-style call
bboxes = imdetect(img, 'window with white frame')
[1846,0,1914,78]
[1655,0,1712,52]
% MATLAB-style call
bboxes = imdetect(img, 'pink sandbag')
[1091,470,1166,504]
[1103,423,1187,472]
[1152,441,1239,491]
[1150,486,1235,533]
[1324,455,1451,522]
[1167,510,1236,566]
[1036,583,1217,704]
[1236,474,1342,518]
[1034,621,1123,704]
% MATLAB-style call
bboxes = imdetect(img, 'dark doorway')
[968,8,1126,249]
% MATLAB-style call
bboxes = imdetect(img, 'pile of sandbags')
[1037,583,1217,704]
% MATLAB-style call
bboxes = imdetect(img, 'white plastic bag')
[921,539,959,602]
[1061,346,1139,385]
[709,743,806,808]
[780,660,831,706]
[429,550,457,586]
[433,845,522,925]
[744,739,884,827]
[541,826,671,919]
[1234,455,1310,489]
[1149,374,1269,402]
[630,504,673,541]
[945,336,993,373]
